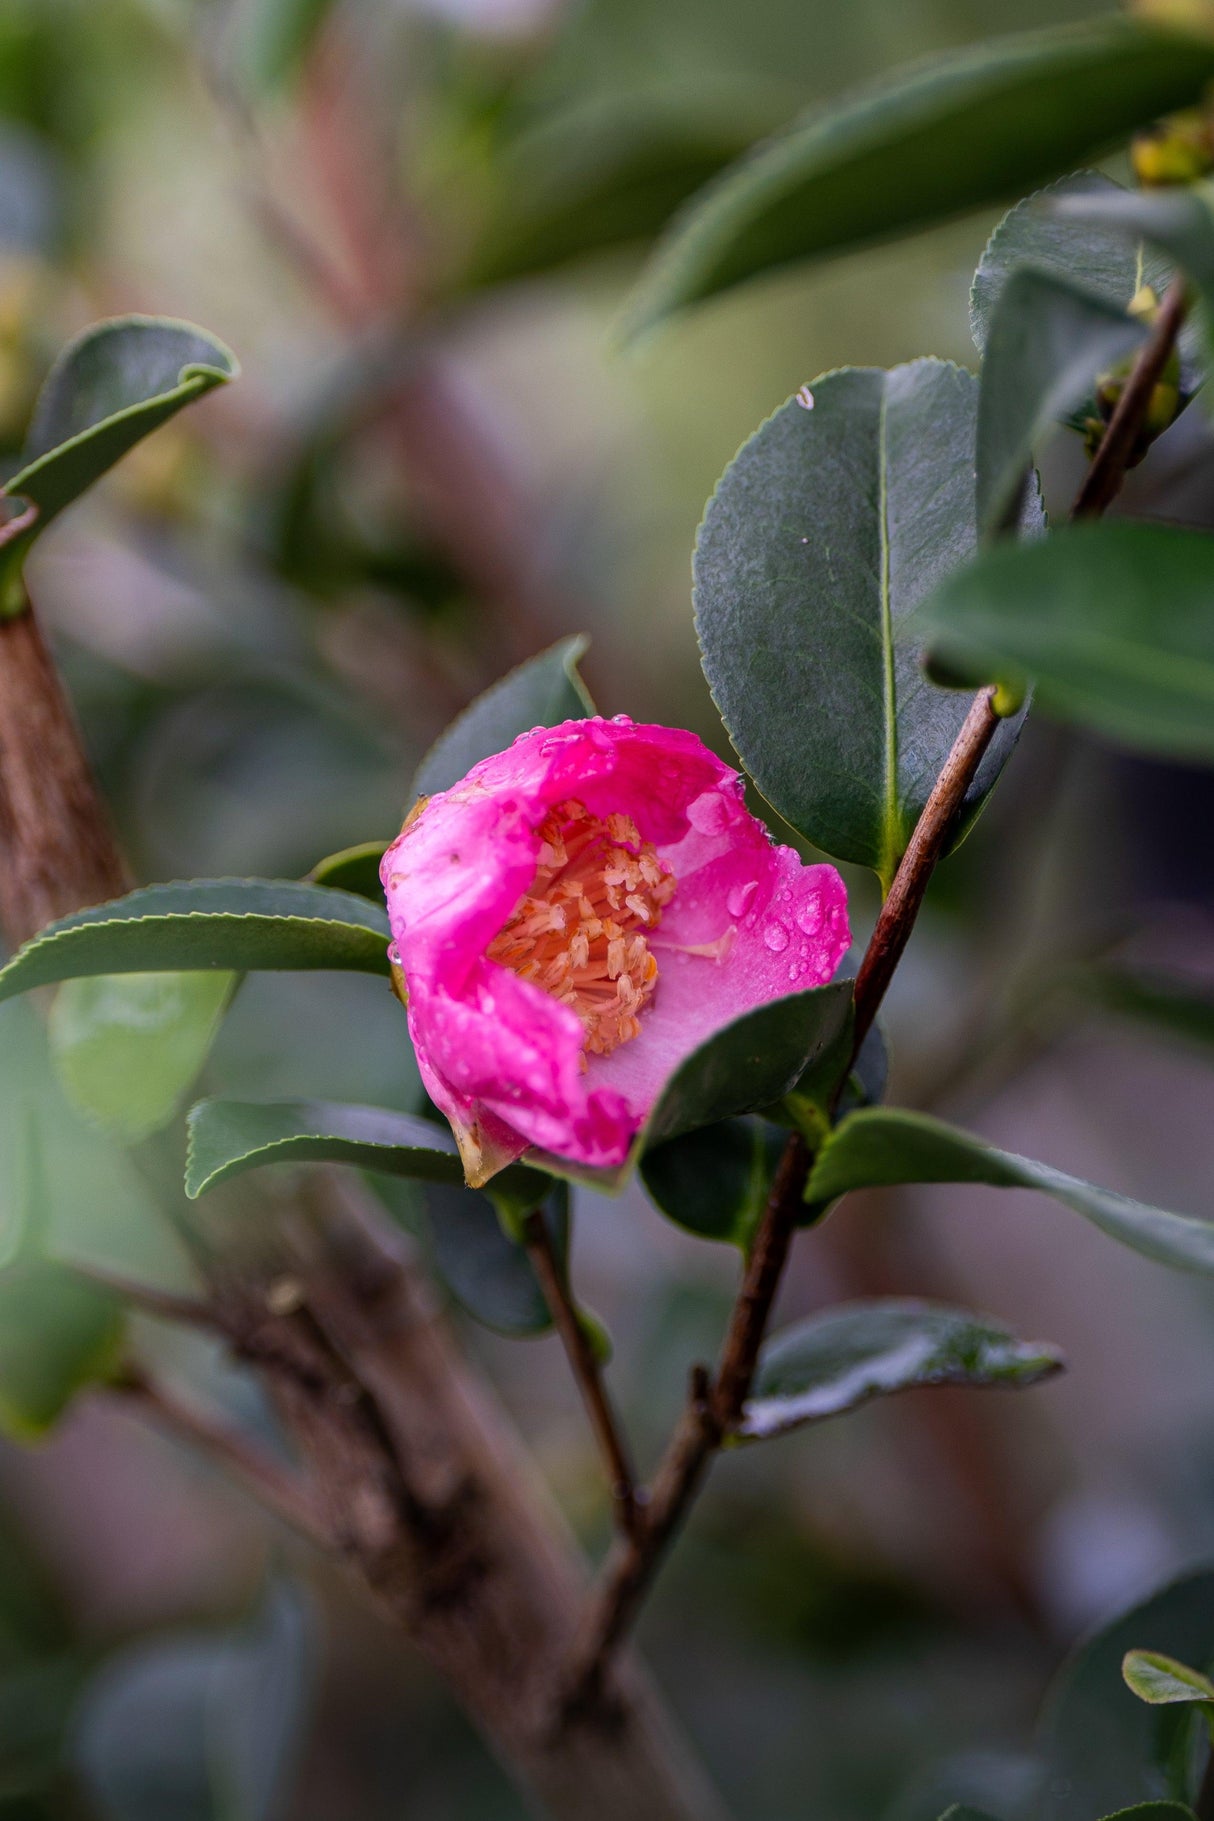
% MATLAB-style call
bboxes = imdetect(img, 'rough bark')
[0,591,728,1821]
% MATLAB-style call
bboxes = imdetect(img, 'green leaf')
[642,979,854,1153]
[184,1097,549,1206]
[1123,1651,1214,1708]
[1077,965,1214,1058]
[737,1299,1062,1442]
[72,1582,313,1821]
[1054,180,1214,365]
[937,1807,1004,1820]
[0,1264,124,1441]
[0,880,391,1004]
[1038,1570,1214,1818]
[808,1106,1214,1276]
[1098,1808,1199,1819]
[623,17,1214,340]
[3,317,237,596]
[307,840,388,903]
[976,267,1144,536]
[641,1116,785,1250]
[424,1180,568,1338]
[49,971,237,1143]
[229,0,336,95]
[971,172,1175,354]
[410,636,595,803]
[918,522,1214,765]
[694,360,1031,882]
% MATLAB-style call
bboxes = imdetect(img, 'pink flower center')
[487,798,676,1058]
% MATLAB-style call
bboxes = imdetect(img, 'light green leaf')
[184,1097,550,1206]
[808,1106,1214,1276]
[640,1116,785,1250]
[0,880,391,1004]
[3,317,237,597]
[49,971,237,1142]
[624,17,1214,339]
[738,1299,1062,1442]
[976,268,1144,536]
[410,636,594,804]
[694,360,1031,882]
[307,840,388,904]
[1123,1651,1214,1709]
[0,1263,124,1441]
[918,522,1214,764]
[1038,1570,1214,1818]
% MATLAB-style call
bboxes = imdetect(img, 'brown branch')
[112,1365,331,1547]
[66,1263,220,1331]
[522,1210,641,1539]
[1071,271,1188,521]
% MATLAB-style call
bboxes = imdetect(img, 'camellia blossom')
[381,717,849,1185]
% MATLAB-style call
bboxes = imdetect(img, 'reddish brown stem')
[523,1210,641,1539]
[1071,271,1188,521]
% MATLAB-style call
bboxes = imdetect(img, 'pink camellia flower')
[381,717,849,1185]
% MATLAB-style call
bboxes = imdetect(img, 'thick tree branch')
[523,1210,641,1539]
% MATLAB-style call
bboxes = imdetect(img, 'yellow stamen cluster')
[487,799,676,1058]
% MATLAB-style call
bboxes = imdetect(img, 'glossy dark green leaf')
[49,971,238,1142]
[624,18,1214,339]
[307,840,388,903]
[72,1582,313,1821]
[1123,1651,1214,1709]
[1078,965,1214,1058]
[976,267,1144,535]
[809,1106,1214,1275]
[642,979,854,1152]
[410,636,594,803]
[738,1299,1062,1442]
[184,1097,549,1206]
[3,317,237,596]
[1054,181,1214,365]
[0,880,391,1004]
[695,360,1029,883]
[641,1116,785,1250]
[971,172,1174,354]
[425,1180,568,1337]
[918,523,1214,764]
[1038,1570,1214,1819]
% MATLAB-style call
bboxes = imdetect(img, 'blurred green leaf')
[1077,965,1214,1058]
[808,1106,1214,1275]
[0,1264,123,1442]
[424,1179,567,1337]
[72,1581,313,1821]
[4,317,237,595]
[1123,1651,1214,1709]
[624,17,1214,339]
[976,267,1144,535]
[938,1805,1005,1819]
[184,1096,549,1204]
[1054,180,1214,366]
[307,840,388,903]
[1097,1807,1199,1819]
[694,360,1031,882]
[1038,1570,1214,1818]
[641,1116,785,1250]
[49,971,237,1143]
[738,1299,1062,1442]
[229,0,336,95]
[918,523,1214,764]
[0,881,392,1004]
[410,636,594,804]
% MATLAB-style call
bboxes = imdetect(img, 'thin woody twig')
[522,1209,641,1539]
[563,273,1192,1708]
[66,1263,220,1332]
[113,1365,330,1547]
[1072,271,1188,521]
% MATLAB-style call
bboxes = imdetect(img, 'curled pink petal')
[381,717,850,1183]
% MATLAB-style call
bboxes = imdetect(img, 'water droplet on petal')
[727,879,758,919]
[763,921,789,953]
[796,900,823,936]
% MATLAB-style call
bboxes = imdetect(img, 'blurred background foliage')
[2,0,1214,1817]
